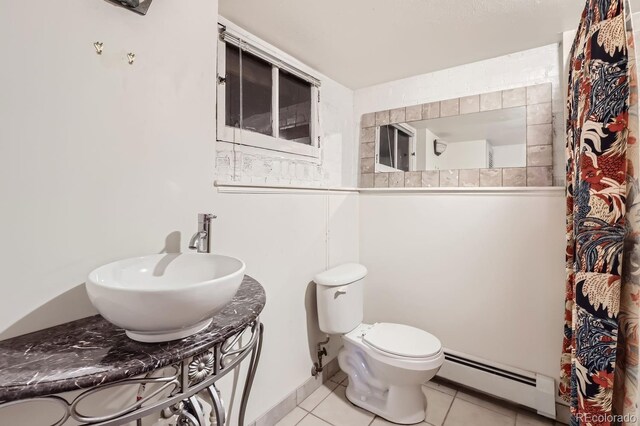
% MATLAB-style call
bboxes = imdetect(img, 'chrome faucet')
[189,214,217,253]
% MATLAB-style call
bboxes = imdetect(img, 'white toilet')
[314,263,444,425]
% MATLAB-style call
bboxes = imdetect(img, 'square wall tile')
[361,112,375,128]
[459,169,480,187]
[299,382,339,412]
[502,168,526,187]
[360,158,374,174]
[480,169,502,187]
[375,110,390,126]
[390,107,406,123]
[422,170,440,187]
[360,173,374,188]
[440,169,459,187]
[255,391,297,426]
[361,142,375,158]
[527,145,553,166]
[527,124,553,146]
[406,104,423,121]
[502,88,526,108]
[405,171,422,187]
[374,173,389,188]
[460,95,480,114]
[389,172,405,187]
[527,84,552,105]
[423,102,441,119]
[527,166,553,186]
[360,127,375,143]
[480,91,502,111]
[527,103,552,125]
[440,99,460,117]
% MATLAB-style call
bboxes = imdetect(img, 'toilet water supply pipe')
[338,350,388,399]
[312,335,331,377]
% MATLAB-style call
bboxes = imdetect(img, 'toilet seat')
[363,323,442,359]
[343,323,444,371]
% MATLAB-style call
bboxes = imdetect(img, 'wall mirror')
[360,83,554,188]
[376,107,526,173]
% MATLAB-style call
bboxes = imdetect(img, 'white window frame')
[375,123,416,172]
[216,23,321,159]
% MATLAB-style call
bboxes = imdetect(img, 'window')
[217,26,321,158]
[376,124,415,172]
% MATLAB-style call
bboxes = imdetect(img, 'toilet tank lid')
[314,263,367,287]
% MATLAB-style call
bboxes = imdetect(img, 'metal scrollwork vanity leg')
[206,384,226,426]
[238,322,264,426]
[185,396,206,426]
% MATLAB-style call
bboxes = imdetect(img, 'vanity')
[0,275,265,426]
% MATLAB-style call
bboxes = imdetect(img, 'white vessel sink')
[86,253,246,343]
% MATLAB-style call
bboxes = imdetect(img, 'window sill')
[218,126,320,159]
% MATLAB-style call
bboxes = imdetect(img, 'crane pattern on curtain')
[561,0,640,424]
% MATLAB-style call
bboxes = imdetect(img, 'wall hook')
[127,53,136,65]
[94,42,104,55]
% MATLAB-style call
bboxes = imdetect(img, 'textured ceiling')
[219,0,584,89]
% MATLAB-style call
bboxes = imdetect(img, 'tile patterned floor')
[276,372,567,426]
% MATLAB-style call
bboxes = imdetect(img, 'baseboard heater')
[437,349,556,419]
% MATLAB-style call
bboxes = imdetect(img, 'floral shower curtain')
[561,0,640,425]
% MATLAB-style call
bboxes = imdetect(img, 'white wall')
[359,191,566,383]
[0,1,358,425]
[432,139,488,170]
[492,143,527,168]
[354,43,565,185]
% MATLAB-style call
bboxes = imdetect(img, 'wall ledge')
[214,181,359,194]
[359,186,564,196]
[215,181,564,196]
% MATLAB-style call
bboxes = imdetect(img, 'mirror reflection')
[375,107,526,172]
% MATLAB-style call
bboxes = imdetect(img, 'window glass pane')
[241,51,273,136]
[378,125,394,167]
[225,45,241,128]
[397,130,410,171]
[279,71,311,145]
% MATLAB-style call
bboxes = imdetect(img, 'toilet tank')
[314,263,367,334]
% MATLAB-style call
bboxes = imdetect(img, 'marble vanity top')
[0,275,266,403]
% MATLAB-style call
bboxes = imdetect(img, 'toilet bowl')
[314,264,444,424]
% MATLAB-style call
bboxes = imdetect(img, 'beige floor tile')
[424,387,455,426]
[329,370,347,384]
[424,379,457,396]
[299,381,339,412]
[311,385,375,426]
[275,407,307,426]
[444,399,515,426]
[370,416,430,425]
[455,389,517,418]
[515,411,554,425]
[297,414,332,426]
